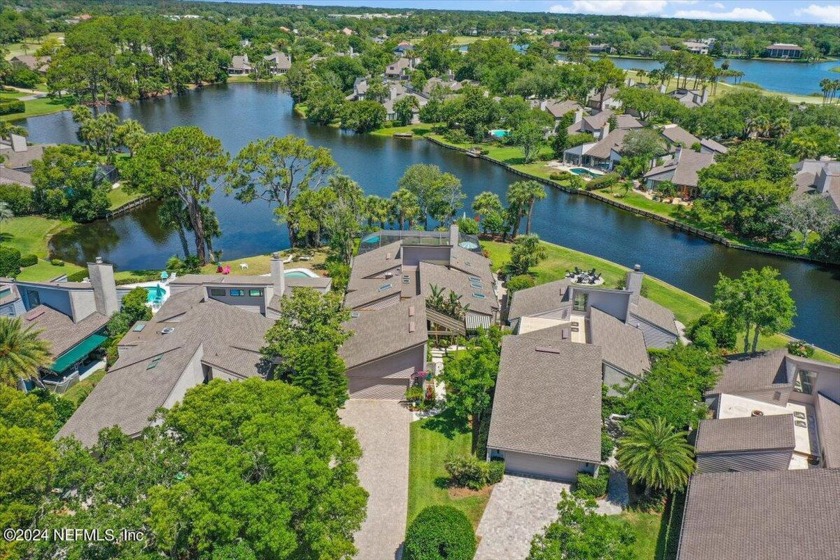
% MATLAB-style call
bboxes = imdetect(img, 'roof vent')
[634,264,641,271]
[386,252,392,260]
[350,311,360,318]
[95,256,103,264]
[409,321,416,333]
[535,346,562,354]
[409,305,415,317]
[161,327,175,335]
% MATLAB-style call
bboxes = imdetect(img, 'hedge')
[19,254,38,267]
[403,506,476,560]
[444,455,505,490]
[572,465,610,499]
[0,246,21,277]
[586,172,620,191]
[0,100,25,115]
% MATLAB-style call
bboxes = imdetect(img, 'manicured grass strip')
[0,216,73,257]
[106,186,143,210]
[0,95,75,121]
[17,259,84,282]
[371,124,436,137]
[407,410,491,528]
[611,510,664,560]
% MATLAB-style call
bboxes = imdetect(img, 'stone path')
[339,400,413,560]
[475,475,571,560]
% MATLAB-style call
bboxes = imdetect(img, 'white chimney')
[449,223,459,247]
[574,108,583,123]
[270,252,285,298]
[87,257,119,317]
[601,122,610,138]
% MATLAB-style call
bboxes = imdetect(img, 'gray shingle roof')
[700,138,727,154]
[419,261,497,316]
[695,414,795,454]
[629,296,678,335]
[24,305,108,358]
[816,394,840,469]
[644,150,715,188]
[585,128,631,160]
[348,241,403,281]
[58,294,273,446]
[708,350,789,396]
[678,469,840,560]
[487,336,602,463]
[661,125,700,148]
[507,279,570,321]
[339,296,427,369]
[589,307,650,377]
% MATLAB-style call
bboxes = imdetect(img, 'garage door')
[501,451,585,482]
[348,376,408,400]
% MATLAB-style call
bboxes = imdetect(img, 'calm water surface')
[21,84,840,352]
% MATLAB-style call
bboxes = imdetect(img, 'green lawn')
[107,186,143,210]
[371,124,436,137]
[0,95,75,122]
[612,511,664,560]
[407,410,491,528]
[17,259,84,282]
[0,216,72,257]
[62,369,106,407]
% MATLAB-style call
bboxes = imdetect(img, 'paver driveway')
[475,475,571,560]
[339,400,413,560]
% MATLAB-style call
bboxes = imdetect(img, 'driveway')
[475,475,571,560]
[339,400,413,560]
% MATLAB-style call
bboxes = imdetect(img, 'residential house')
[669,88,710,109]
[10,54,50,73]
[682,41,709,55]
[567,109,642,138]
[541,99,584,127]
[263,51,292,75]
[643,147,716,199]
[588,43,611,54]
[228,52,291,76]
[346,77,370,101]
[342,27,354,36]
[227,54,252,75]
[699,138,728,156]
[393,40,414,55]
[0,134,47,188]
[660,124,701,149]
[586,85,621,111]
[486,336,602,481]
[385,57,419,80]
[794,158,840,214]
[381,85,427,123]
[765,43,803,59]
[676,469,840,560]
[339,296,428,399]
[563,127,630,171]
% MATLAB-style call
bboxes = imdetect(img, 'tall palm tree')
[388,188,420,230]
[506,180,546,237]
[819,78,832,104]
[0,317,51,388]
[616,417,695,495]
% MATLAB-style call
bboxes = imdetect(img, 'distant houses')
[0,134,48,189]
[227,51,291,76]
[765,43,803,59]
[794,158,840,214]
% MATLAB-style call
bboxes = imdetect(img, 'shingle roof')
[24,305,108,358]
[171,274,274,286]
[661,125,700,148]
[695,414,795,454]
[700,138,727,154]
[348,241,403,280]
[708,350,789,396]
[585,128,631,160]
[545,99,582,119]
[487,336,602,463]
[58,295,273,446]
[419,261,497,316]
[507,280,570,321]
[816,394,840,469]
[589,307,650,377]
[629,296,678,335]
[343,278,402,309]
[339,296,427,369]
[677,469,840,560]
[644,150,715,188]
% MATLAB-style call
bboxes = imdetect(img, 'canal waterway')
[19,83,840,352]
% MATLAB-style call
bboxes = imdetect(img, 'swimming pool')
[569,167,599,178]
[145,286,166,303]
[285,268,319,279]
[489,129,509,138]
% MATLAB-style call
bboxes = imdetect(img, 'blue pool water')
[489,129,509,138]
[570,167,597,177]
[284,271,311,278]
[145,286,165,302]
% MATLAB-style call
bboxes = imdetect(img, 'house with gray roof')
[644,147,716,199]
[677,468,840,560]
[695,414,797,473]
[793,158,840,214]
[385,57,419,80]
[227,54,252,75]
[0,135,48,188]
[263,51,291,74]
[339,296,428,399]
[487,336,602,481]
[57,287,274,446]
[704,350,840,471]
[566,109,642,139]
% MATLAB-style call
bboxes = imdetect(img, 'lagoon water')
[20,84,840,352]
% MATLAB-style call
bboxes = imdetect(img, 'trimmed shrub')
[66,270,88,282]
[506,274,535,294]
[403,506,476,560]
[787,340,815,358]
[601,431,615,462]
[0,246,21,277]
[487,459,505,485]
[0,100,25,115]
[0,183,35,215]
[444,455,488,490]
[19,254,38,267]
[572,466,610,499]
[456,216,479,235]
[549,170,573,181]
[49,258,65,266]
[586,172,620,191]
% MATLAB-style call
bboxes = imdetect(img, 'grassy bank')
[0,94,75,122]
[106,186,143,210]
[483,239,840,364]
[407,410,491,528]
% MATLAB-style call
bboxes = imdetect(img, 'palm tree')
[820,78,832,104]
[616,417,695,495]
[0,317,51,388]
[388,188,420,230]
[506,180,546,237]
[0,202,13,234]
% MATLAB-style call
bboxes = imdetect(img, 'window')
[794,369,817,395]
[248,289,263,297]
[0,288,10,299]
[27,290,40,307]
[229,289,245,297]
[209,288,226,297]
[573,292,588,312]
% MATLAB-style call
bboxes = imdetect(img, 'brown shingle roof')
[487,336,602,463]
[589,307,650,377]
[339,296,427,369]
[418,261,497,316]
[585,128,630,160]
[678,469,840,560]
[816,394,840,469]
[629,296,678,335]
[695,414,795,454]
[24,305,108,358]
[507,279,570,321]
[708,350,789,397]
[661,125,700,148]
[644,150,715,188]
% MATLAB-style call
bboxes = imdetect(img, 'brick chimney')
[270,252,285,298]
[87,257,118,317]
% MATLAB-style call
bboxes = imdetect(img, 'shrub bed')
[444,455,505,490]
[19,254,38,267]
[0,100,25,115]
[586,172,620,191]
[572,465,610,499]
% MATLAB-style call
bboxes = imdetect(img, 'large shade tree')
[123,126,228,265]
[397,164,464,228]
[227,135,337,246]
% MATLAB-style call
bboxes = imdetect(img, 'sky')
[236,0,840,25]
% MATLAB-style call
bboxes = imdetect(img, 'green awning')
[50,334,108,374]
